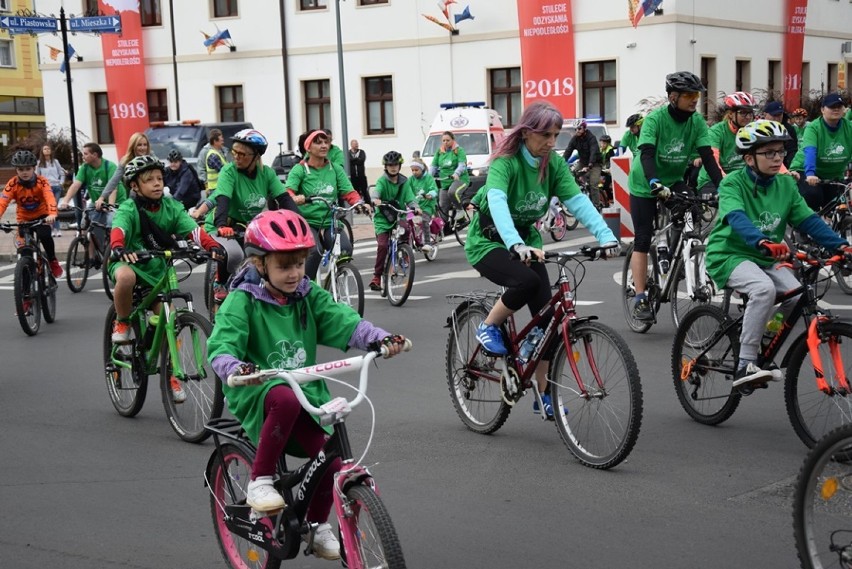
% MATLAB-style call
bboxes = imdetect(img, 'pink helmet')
[724,91,756,111]
[244,210,315,256]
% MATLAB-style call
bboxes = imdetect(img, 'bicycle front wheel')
[445,303,512,434]
[102,245,114,300]
[103,305,147,417]
[549,321,643,469]
[209,444,281,569]
[160,311,223,443]
[65,236,90,293]
[385,243,415,307]
[671,305,741,425]
[671,243,714,329]
[41,270,57,323]
[786,321,852,448]
[14,256,41,336]
[793,424,852,569]
[340,484,406,569]
[621,243,656,334]
[326,261,365,316]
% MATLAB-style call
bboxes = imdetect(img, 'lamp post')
[335,0,350,175]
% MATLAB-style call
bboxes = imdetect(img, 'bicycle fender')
[445,300,477,328]
[335,465,375,495]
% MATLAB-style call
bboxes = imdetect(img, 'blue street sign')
[68,15,121,34]
[0,15,58,35]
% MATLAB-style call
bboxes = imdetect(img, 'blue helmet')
[232,129,268,156]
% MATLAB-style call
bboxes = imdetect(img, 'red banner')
[782,0,809,111]
[99,1,149,153]
[516,1,576,117]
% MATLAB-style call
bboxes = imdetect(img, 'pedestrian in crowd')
[202,128,230,196]
[99,132,153,208]
[761,101,798,168]
[164,150,202,210]
[348,139,369,203]
[36,143,67,237]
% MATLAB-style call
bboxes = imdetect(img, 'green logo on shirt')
[755,211,781,234]
[516,192,548,215]
[267,339,307,370]
[825,142,846,158]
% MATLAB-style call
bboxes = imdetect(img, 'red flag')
[782,0,809,111]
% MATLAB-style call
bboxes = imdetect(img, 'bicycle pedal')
[249,506,284,522]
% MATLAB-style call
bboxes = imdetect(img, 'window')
[490,67,521,128]
[802,61,811,95]
[93,92,114,144]
[0,39,13,68]
[300,0,327,10]
[140,0,162,27]
[700,57,716,117]
[364,76,394,134]
[0,96,41,115]
[0,0,11,11]
[827,63,839,93]
[581,60,616,123]
[83,0,98,14]
[218,85,244,122]
[303,80,331,132]
[359,0,388,4]
[213,0,238,18]
[147,89,168,122]
[768,60,781,97]
[735,60,751,93]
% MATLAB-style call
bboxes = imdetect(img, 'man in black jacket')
[762,101,798,168]
[563,121,603,207]
[164,150,202,210]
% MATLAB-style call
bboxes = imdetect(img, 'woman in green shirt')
[430,131,470,227]
[696,91,756,196]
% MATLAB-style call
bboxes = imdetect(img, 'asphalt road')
[0,227,845,568]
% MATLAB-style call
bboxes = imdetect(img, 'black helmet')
[665,71,706,94]
[232,129,269,156]
[625,113,643,128]
[11,150,37,167]
[600,134,612,143]
[123,155,165,185]
[382,150,404,166]
[167,149,183,162]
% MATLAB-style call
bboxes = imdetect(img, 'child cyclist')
[0,150,63,278]
[207,209,407,560]
[108,156,223,401]
[705,120,852,388]
[406,157,440,252]
[369,151,421,291]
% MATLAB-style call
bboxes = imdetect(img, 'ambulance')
[420,102,506,194]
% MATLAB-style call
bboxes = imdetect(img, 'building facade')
[32,0,852,176]
[0,0,46,159]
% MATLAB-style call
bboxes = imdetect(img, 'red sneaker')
[369,276,382,291]
[49,258,63,278]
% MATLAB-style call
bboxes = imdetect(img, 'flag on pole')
[59,44,76,73]
[628,0,663,28]
[47,45,62,61]
[422,13,455,32]
[201,28,232,54]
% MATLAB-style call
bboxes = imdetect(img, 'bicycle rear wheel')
[203,258,216,311]
[671,243,714,329]
[621,243,657,334]
[793,423,852,569]
[550,211,568,241]
[339,484,406,569]
[41,270,57,323]
[102,245,114,300]
[14,256,41,336]
[385,243,415,307]
[549,321,643,469]
[564,209,579,231]
[209,444,281,569]
[103,305,147,417]
[161,311,223,443]
[445,303,512,434]
[65,236,89,293]
[785,321,852,448]
[326,261,365,316]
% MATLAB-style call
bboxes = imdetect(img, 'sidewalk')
[0,204,377,263]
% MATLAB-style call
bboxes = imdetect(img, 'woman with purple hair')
[464,100,620,418]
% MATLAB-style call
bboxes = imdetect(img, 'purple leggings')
[252,385,342,523]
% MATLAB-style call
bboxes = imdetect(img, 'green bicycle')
[103,244,224,443]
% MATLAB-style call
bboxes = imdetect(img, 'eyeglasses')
[755,149,787,159]
[231,149,256,159]
[680,92,701,101]
[736,109,755,116]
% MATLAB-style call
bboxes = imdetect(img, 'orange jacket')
[0,175,57,221]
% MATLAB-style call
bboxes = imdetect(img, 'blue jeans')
[50,185,62,229]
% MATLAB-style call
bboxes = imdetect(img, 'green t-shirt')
[207,284,361,451]
[845,108,852,123]
[76,159,123,203]
[705,168,813,288]
[620,130,639,156]
[327,145,345,171]
[373,174,417,234]
[465,152,581,266]
[697,120,743,189]
[406,172,439,216]
[285,161,354,229]
[628,106,711,197]
[792,123,806,142]
[215,162,286,225]
[788,118,852,180]
[431,146,470,187]
[108,197,198,286]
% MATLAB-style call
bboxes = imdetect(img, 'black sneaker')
[732,363,774,388]
[632,298,653,322]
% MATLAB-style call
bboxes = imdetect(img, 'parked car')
[145,121,253,168]
[272,151,300,184]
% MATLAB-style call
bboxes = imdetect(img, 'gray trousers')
[438,179,467,221]
[726,260,801,363]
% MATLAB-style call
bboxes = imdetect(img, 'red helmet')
[244,210,315,256]
[724,91,756,111]
[791,107,808,117]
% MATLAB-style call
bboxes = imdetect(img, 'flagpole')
[168,0,180,120]
[59,6,79,173]
[335,0,350,176]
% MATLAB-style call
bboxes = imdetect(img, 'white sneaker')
[304,522,340,560]
[246,476,285,512]
[68,222,79,230]
[732,363,773,388]
[55,230,62,237]
[421,243,433,253]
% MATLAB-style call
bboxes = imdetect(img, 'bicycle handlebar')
[113,242,213,263]
[544,245,614,262]
[306,195,367,214]
[225,339,413,417]
[0,218,48,232]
